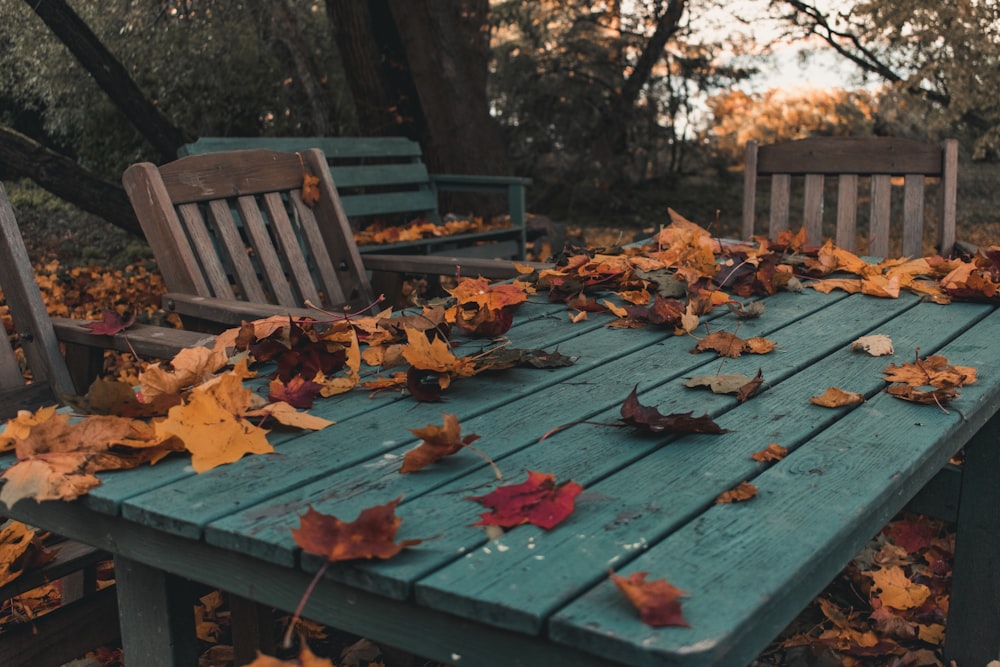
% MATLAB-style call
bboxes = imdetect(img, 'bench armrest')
[52,317,215,358]
[161,294,319,329]
[363,253,549,279]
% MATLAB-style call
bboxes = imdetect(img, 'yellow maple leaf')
[868,566,931,610]
[155,388,273,473]
[401,327,476,377]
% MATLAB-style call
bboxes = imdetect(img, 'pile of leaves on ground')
[4,210,999,665]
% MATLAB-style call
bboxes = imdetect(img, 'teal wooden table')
[3,285,998,666]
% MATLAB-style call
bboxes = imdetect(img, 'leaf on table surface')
[620,385,727,434]
[474,347,576,371]
[83,308,135,336]
[715,481,757,503]
[245,401,334,431]
[726,300,765,319]
[683,373,755,395]
[610,570,690,628]
[884,384,960,405]
[882,354,976,388]
[155,372,274,473]
[736,368,765,403]
[692,331,776,357]
[751,443,788,462]
[852,334,895,356]
[292,497,422,562]
[445,277,528,336]
[467,470,582,530]
[810,387,865,408]
[401,413,481,473]
[268,376,324,409]
[0,455,103,505]
[401,327,476,377]
[138,345,228,403]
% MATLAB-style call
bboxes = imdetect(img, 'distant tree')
[489,0,754,192]
[775,0,1000,159]
[706,88,877,164]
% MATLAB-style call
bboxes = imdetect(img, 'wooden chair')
[0,181,217,666]
[742,137,959,257]
[122,148,544,328]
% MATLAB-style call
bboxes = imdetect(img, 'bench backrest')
[122,148,375,312]
[179,136,440,224]
[742,137,959,257]
[0,183,76,417]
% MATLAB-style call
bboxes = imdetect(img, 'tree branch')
[0,126,140,235]
[23,0,187,162]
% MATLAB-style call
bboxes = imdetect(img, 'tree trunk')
[387,0,511,177]
[326,0,422,137]
[23,0,187,162]
[0,126,140,235]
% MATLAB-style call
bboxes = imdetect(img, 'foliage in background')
[0,0,351,177]
[773,0,1000,159]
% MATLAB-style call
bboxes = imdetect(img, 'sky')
[696,0,867,93]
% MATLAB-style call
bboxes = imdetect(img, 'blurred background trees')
[0,0,997,240]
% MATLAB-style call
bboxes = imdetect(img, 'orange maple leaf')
[401,413,481,473]
[292,497,422,562]
[610,570,690,628]
[301,172,320,207]
[715,481,758,504]
[242,642,334,666]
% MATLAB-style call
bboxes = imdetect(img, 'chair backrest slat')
[124,149,374,314]
[743,137,959,257]
[236,196,296,306]
[0,183,75,414]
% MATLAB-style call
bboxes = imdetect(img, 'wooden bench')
[178,136,531,260]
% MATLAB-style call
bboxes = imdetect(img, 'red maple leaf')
[882,516,935,554]
[467,470,582,530]
[610,570,690,627]
[84,309,136,336]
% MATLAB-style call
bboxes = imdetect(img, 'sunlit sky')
[694,0,867,92]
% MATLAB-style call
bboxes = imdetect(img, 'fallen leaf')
[736,368,765,403]
[467,470,582,530]
[620,385,727,434]
[867,566,931,611]
[84,309,135,336]
[291,497,421,562]
[610,570,690,628]
[751,443,788,462]
[852,334,895,357]
[715,481,757,503]
[242,643,335,666]
[692,331,775,357]
[882,354,976,388]
[810,387,865,408]
[683,373,755,395]
[401,413,481,473]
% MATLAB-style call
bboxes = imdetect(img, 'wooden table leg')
[945,412,1000,664]
[114,555,201,666]
[230,593,277,664]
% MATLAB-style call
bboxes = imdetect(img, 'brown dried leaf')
[810,387,865,408]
